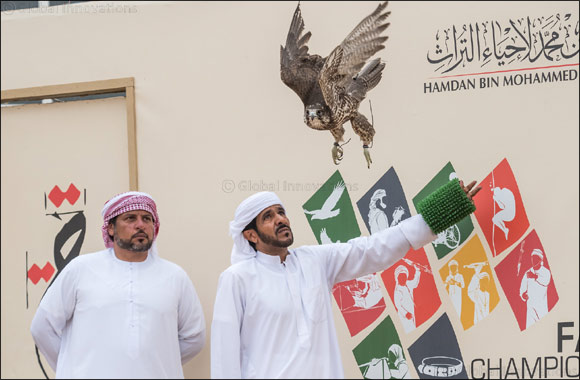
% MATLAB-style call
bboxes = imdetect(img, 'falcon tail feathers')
[358,59,386,90]
[348,59,386,101]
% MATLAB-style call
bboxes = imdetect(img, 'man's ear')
[243,229,258,244]
[107,223,115,238]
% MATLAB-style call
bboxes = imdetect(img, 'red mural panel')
[381,248,441,333]
[473,158,530,257]
[494,230,559,331]
[332,273,387,337]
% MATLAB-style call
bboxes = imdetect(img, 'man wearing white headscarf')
[387,344,411,379]
[211,179,481,378]
[519,248,551,328]
[394,264,421,333]
[467,263,491,324]
[31,191,206,378]
[445,259,465,317]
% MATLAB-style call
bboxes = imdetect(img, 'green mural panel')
[302,170,360,243]
[353,316,411,379]
[412,162,474,259]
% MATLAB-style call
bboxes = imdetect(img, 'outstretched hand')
[460,180,481,201]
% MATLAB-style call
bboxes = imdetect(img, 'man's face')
[108,210,155,252]
[480,277,489,292]
[450,264,458,275]
[253,204,294,249]
[531,255,542,270]
[397,272,407,286]
[387,350,396,367]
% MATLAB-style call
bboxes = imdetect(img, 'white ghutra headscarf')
[229,192,284,265]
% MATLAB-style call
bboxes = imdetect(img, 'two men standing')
[32,178,480,378]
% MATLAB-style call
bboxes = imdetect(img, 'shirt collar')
[255,250,286,267]
[108,247,154,266]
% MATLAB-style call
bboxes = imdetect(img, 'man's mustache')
[132,230,149,239]
[276,224,291,234]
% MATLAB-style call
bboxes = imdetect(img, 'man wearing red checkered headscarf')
[31,191,206,379]
[101,191,161,260]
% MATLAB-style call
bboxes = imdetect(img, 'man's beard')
[115,232,153,252]
[257,224,294,248]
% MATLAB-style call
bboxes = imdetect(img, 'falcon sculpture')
[280,2,391,168]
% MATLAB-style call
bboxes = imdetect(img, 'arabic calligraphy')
[428,13,579,74]
[48,183,81,207]
[27,262,55,285]
[32,184,87,379]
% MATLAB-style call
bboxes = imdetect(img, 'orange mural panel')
[439,235,501,330]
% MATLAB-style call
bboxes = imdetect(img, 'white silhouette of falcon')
[304,181,346,220]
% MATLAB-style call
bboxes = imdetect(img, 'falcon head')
[304,103,332,130]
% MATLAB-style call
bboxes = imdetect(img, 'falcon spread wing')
[280,3,325,107]
[321,181,346,212]
[320,2,390,111]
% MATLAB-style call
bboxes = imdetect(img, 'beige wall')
[1,97,130,378]
[1,1,578,378]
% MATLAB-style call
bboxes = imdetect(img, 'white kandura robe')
[211,215,436,379]
[30,248,206,379]
[519,265,551,328]
[394,269,421,333]
[446,273,465,316]
[467,276,490,324]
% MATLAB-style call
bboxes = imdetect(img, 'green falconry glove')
[416,178,476,234]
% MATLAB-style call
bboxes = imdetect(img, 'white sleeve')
[536,267,551,287]
[211,270,244,379]
[485,293,490,314]
[519,274,528,298]
[467,276,478,301]
[177,273,206,364]
[408,268,421,290]
[394,289,408,314]
[322,215,436,286]
[30,261,79,371]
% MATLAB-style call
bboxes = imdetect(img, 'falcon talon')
[363,146,372,169]
[331,144,344,165]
